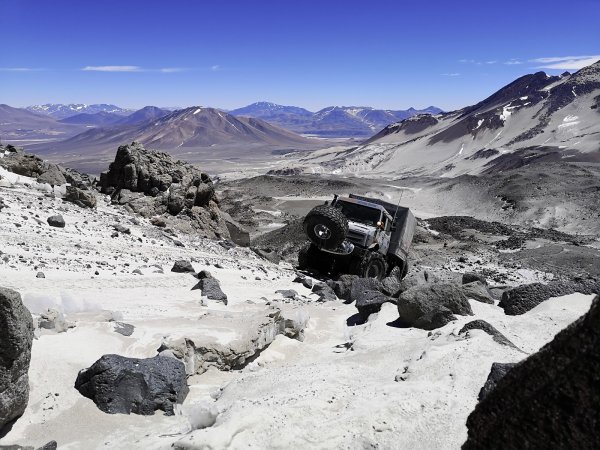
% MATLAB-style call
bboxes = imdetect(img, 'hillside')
[301,60,600,178]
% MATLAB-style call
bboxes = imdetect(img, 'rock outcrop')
[463,295,600,449]
[0,287,34,430]
[74,354,188,416]
[99,142,229,239]
[0,146,92,188]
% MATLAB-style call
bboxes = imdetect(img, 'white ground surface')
[0,174,594,449]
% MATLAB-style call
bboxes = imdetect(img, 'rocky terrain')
[1,138,598,448]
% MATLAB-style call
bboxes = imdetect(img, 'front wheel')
[356,252,387,281]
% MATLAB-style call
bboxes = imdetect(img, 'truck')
[298,194,416,280]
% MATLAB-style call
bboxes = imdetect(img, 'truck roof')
[337,196,393,220]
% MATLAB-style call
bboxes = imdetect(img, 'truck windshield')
[335,200,381,226]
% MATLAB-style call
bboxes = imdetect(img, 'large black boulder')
[463,295,600,449]
[397,283,473,329]
[0,288,34,430]
[74,354,188,416]
[499,278,600,315]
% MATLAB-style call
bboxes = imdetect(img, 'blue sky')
[1,0,599,111]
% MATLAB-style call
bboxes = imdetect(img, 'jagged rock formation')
[0,145,92,188]
[0,287,34,430]
[74,354,188,416]
[99,142,229,239]
[463,295,600,449]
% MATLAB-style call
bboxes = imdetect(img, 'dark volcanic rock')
[99,142,229,239]
[193,277,228,304]
[74,354,188,416]
[500,278,600,315]
[459,320,519,349]
[0,287,34,430]
[397,283,473,329]
[461,281,494,304]
[413,307,456,330]
[171,260,195,273]
[0,151,66,185]
[477,362,518,401]
[63,186,96,208]
[463,295,600,449]
[46,215,65,228]
[312,283,337,302]
[462,272,487,285]
[332,274,359,301]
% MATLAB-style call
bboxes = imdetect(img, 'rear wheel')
[303,205,348,250]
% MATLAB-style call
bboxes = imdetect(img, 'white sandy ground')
[0,173,595,449]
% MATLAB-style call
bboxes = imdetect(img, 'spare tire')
[303,205,348,250]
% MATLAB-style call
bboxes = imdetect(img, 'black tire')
[303,205,348,250]
[357,252,387,280]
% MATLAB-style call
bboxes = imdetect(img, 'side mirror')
[377,221,384,229]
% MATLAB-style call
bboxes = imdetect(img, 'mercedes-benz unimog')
[298,194,416,280]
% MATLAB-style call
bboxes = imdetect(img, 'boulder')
[477,362,517,401]
[46,215,65,228]
[355,289,392,319]
[0,287,34,430]
[312,283,337,302]
[412,307,456,330]
[462,281,495,304]
[36,164,67,186]
[63,186,96,208]
[463,295,600,449]
[397,283,473,329]
[499,278,600,315]
[74,354,188,416]
[462,272,488,285]
[171,260,195,273]
[193,277,228,305]
[332,274,359,301]
[275,289,298,299]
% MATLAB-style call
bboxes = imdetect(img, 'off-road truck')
[298,194,416,280]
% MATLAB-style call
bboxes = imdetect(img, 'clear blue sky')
[1,0,599,111]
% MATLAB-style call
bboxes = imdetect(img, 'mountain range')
[26,103,133,119]
[229,102,443,137]
[307,60,600,178]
